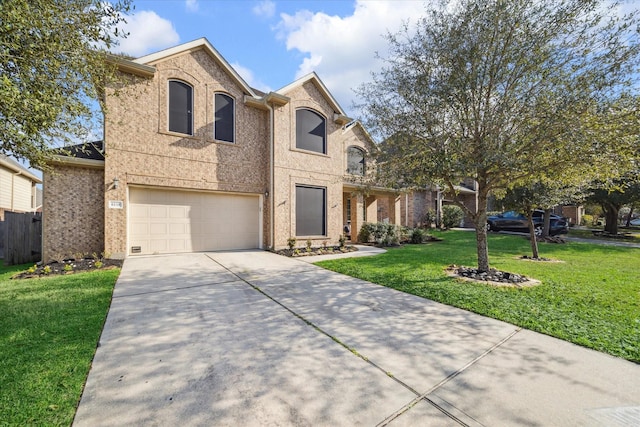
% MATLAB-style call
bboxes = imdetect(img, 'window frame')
[168,79,194,135]
[214,92,235,143]
[346,146,366,176]
[295,184,327,237]
[295,108,327,154]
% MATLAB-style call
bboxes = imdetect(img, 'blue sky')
[114,0,432,117]
[115,0,640,118]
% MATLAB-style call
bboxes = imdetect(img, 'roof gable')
[276,72,351,123]
[133,38,257,97]
[0,155,42,183]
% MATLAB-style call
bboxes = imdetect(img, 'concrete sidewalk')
[74,251,640,426]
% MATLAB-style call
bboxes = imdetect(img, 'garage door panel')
[150,206,168,218]
[150,223,167,235]
[129,188,259,255]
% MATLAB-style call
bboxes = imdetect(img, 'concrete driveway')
[74,251,640,426]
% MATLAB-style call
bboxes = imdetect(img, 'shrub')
[287,237,296,250]
[410,228,428,244]
[338,234,346,248]
[422,209,437,228]
[358,223,372,243]
[358,222,402,246]
[442,205,464,229]
[581,214,594,226]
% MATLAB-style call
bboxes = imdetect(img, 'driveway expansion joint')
[378,328,523,427]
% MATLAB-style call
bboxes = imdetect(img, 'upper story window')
[347,146,366,176]
[214,93,235,143]
[168,80,193,135]
[296,109,326,154]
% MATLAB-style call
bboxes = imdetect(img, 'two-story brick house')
[42,38,406,261]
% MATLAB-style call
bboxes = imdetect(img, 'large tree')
[0,0,131,169]
[587,179,640,234]
[356,0,640,272]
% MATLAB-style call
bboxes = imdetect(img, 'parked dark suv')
[487,210,569,236]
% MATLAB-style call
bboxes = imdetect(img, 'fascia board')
[134,38,257,97]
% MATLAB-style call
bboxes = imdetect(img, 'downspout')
[267,102,274,250]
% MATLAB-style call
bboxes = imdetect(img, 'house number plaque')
[108,200,123,209]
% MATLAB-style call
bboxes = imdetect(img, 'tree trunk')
[542,208,552,238]
[626,206,634,227]
[604,204,619,234]
[475,191,490,272]
[528,212,540,259]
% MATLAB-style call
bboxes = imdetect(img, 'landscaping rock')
[451,265,531,285]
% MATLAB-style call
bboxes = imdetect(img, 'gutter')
[47,156,105,169]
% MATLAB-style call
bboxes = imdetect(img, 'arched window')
[214,93,235,143]
[168,80,193,135]
[347,146,366,175]
[296,109,326,154]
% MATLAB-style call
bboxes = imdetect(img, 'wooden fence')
[0,220,4,259]
[4,212,42,265]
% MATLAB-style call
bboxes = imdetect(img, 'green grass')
[568,227,640,242]
[0,263,119,426]
[317,230,640,363]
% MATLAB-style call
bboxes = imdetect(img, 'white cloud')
[231,62,273,93]
[253,0,276,18]
[114,11,180,57]
[276,1,430,116]
[185,0,199,13]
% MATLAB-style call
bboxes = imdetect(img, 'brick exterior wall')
[104,48,270,257]
[42,39,407,257]
[272,81,348,248]
[42,165,105,262]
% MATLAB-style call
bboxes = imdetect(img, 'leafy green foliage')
[409,227,429,244]
[317,230,640,363]
[357,222,402,246]
[0,266,119,425]
[0,0,132,168]
[441,205,464,229]
[356,0,640,271]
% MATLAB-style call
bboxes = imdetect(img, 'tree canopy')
[356,0,640,271]
[0,0,131,169]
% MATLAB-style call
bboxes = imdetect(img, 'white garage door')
[129,188,260,255]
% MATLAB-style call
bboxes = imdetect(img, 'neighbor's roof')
[52,141,104,161]
[0,155,42,183]
[47,141,106,169]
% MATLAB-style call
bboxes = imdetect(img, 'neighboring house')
[42,38,410,261]
[403,183,478,228]
[0,155,41,220]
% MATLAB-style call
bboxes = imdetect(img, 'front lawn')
[568,227,640,243]
[0,263,119,426]
[317,230,640,363]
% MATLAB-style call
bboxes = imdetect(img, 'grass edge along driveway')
[0,264,119,426]
[317,230,640,364]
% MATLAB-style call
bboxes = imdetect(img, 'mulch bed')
[275,245,358,257]
[12,258,124,279]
